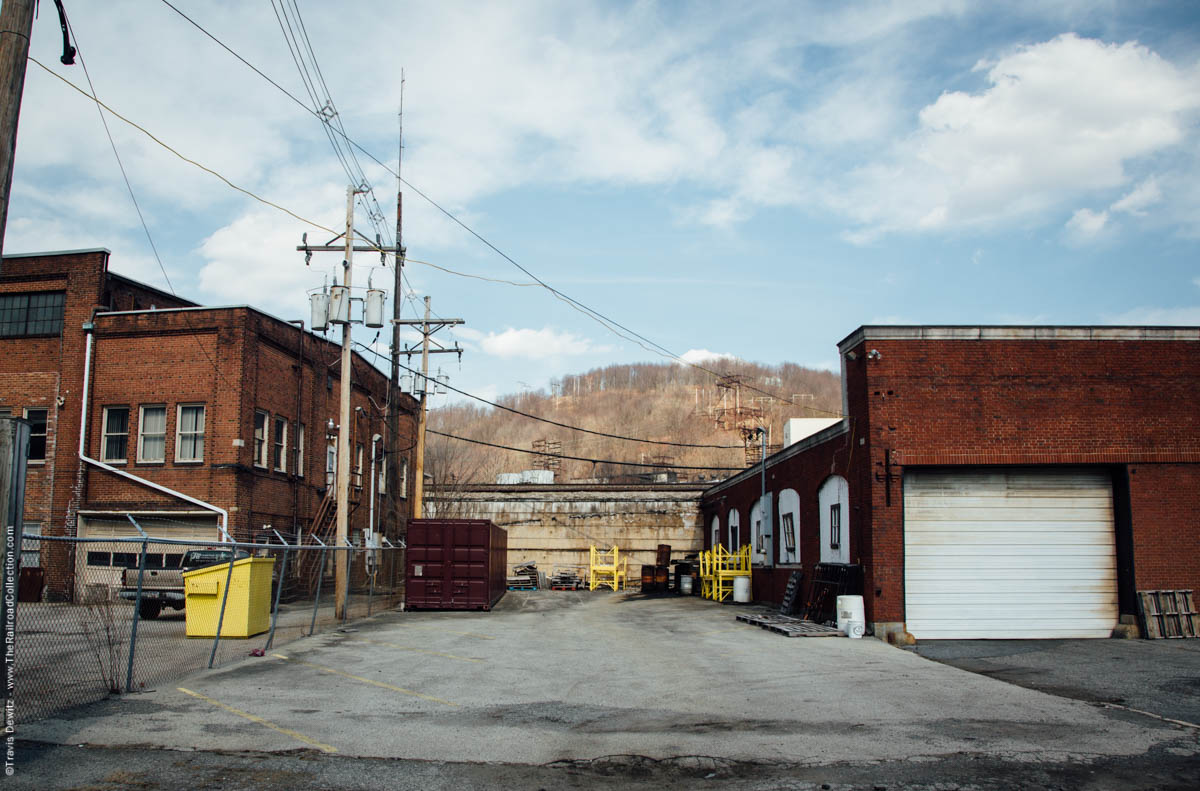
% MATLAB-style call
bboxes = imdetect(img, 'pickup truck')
[119,548,249,619]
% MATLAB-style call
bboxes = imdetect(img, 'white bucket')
[680,575,694,595]
[836,595,865,634]
[845,619,865,639]
[733,576,751,603]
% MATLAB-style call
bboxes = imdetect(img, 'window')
[0,292,65,337]
[326,442,336,487]
[253,410,269,468]
[295,423,305,477]
[24,408,47,462]
[176,404,205,462]
[21,532,39,568]
[273,416,288,472]
[378,453,387,494]
[781,513,796,553]
[398,458,408,498]
[102,406,129,462]
[137,405,166,462]
[829,503,841,550]
[354,443,364,489]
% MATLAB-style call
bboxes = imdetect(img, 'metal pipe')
[78,330,231,541]
[207,554,238,669]
[124,515,149,693]
[265,529,289,651]
[309,535,327,636]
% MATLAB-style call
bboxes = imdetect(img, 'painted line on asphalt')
[1097,701,1200,730]
[345,637,483,662]
[271,653,459,706]
[177,687,337,754]
[391,624,496,640]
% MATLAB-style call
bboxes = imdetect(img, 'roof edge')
[838,325,1200,351]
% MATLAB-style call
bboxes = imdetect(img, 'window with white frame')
[325,442,336,487]
[253,410,269,468]
[101,406,129,462]
[829,503,841,550]
[137,405,166,463]
[727,509,740,551]
[710,515,720,549]
[353,443,364,489]
[398,457,408,498]
[273,416,288,472]
[378,452,387,494]
[176,404,205,462]
[24,408,47,462]
[778,488,800,564]
[295,423,305,477]
[818,475,850,564]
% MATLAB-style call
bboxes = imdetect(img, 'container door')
[449,521,487,607]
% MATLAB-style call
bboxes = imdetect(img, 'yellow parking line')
[397,625,495,640]
[272,654,458,707]
[177,687,337,754]
[345,637,483,662]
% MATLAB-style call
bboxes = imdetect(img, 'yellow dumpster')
[182,556,275,638]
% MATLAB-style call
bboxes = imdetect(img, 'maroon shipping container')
[406,519,508,611]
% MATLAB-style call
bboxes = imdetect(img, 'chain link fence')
[10,524,404,724]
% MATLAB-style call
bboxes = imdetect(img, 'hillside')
[426,360,841,485]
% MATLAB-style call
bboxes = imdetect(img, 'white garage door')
[76,515,221,600]
[904,468,1118,639]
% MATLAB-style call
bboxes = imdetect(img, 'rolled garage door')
[903,468,1118,639]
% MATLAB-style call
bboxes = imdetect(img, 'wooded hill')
[426,360,841,484]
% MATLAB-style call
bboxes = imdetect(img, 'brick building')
[702,326,1200,642]
[1,249,417,601]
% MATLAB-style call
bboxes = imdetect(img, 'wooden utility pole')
[0,0,35,268]
[394,298,463,518]
[334,186,357,619]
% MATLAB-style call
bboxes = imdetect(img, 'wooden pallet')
[1138,590,1200,639]
[736,612,844,638]
[551,584,579,591]
[507,585,537,591]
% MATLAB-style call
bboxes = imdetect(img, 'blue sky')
[10,1,1200,405]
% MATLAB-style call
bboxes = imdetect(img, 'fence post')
[124,515,149,693]
[342,540,353,625]
[265,529,289,651]
[207,553,237,669]
[309,536,327,637]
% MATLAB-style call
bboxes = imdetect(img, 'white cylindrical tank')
[329,285,350,324]
[496,473,522,484]
[364,289,385,328]
[310,293,329,331]
[520,469,554,484]
[836,595,865,634]
[680,575,694,595]
[733,575,751,603]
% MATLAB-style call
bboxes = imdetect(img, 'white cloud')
[460,327,609,359]
[1104,306,1200,325]
[678,348,738,365]
[1110,176,1163,216]
[1065,207,1109,240]
[836,34,1200,238]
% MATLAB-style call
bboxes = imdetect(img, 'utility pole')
[394,298,463,518]
[334,186,357,620]
[0,0,36,268]
[389,80,406,537]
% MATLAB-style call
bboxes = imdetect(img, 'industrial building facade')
[702,326,1200,642]
[1,249,417,601]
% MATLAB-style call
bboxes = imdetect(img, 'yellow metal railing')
[698,544,751,601]
[588,544,628,591]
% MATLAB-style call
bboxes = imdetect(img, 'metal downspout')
[78,329,231,541]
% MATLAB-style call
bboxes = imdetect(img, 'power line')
[149,3,844,418]
[428,429,743,472]
[392,358,743,450]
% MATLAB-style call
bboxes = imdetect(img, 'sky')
[9,1,1200,407]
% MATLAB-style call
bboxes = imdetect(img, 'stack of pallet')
[641,544,672,592]
[549,570,583,590]
[507,562,540,590]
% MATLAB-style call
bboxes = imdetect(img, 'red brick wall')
[2,251,418,600]
[701,330,1200,626]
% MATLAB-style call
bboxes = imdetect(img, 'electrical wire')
[151,1,844,419]
[52,12,240,395]
[391,358,743,450]
[427,429,742,472]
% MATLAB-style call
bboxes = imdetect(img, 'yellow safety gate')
[588,544,628,591]
[698,544,751,601]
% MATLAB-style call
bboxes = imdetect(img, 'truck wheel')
[139,600,161,620]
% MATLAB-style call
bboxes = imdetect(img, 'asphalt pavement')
[9,591,1200,789]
